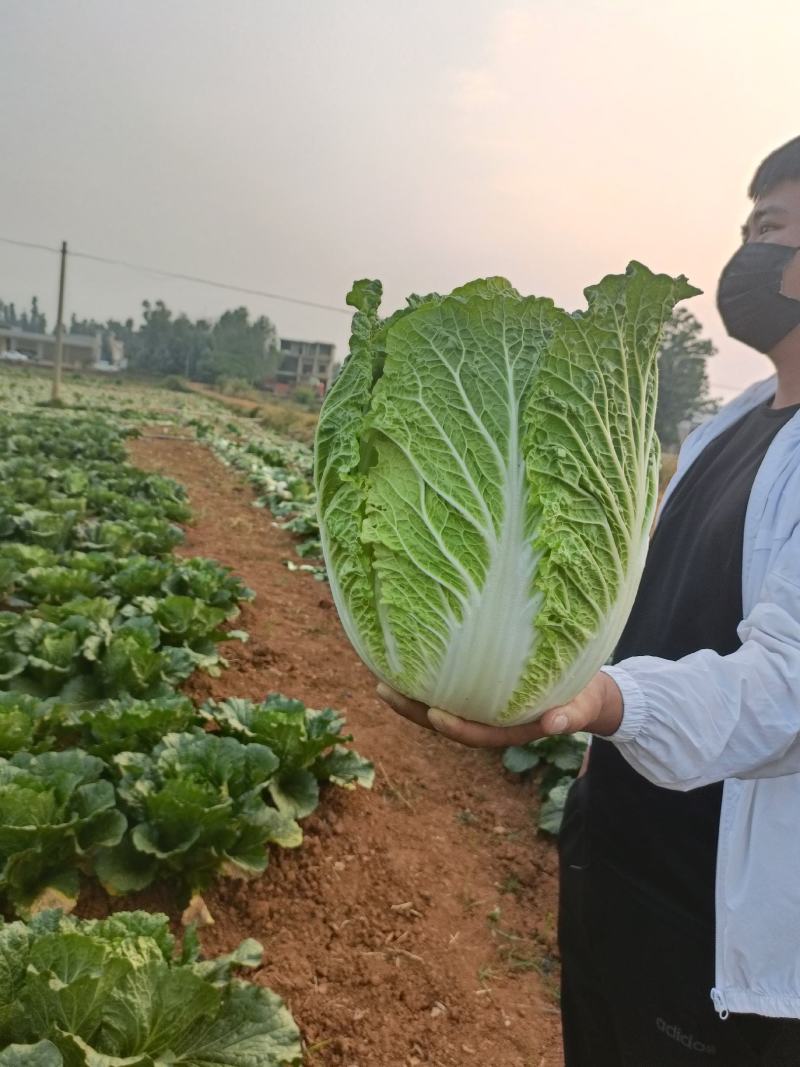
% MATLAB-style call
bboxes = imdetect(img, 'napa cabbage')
[0,909,301,1065]
[315,263,697,725]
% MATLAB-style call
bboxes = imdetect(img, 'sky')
[1,0,799,399]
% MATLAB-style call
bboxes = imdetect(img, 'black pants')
[558,777,800,1066]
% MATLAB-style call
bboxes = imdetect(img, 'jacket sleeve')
[603,523,800,790]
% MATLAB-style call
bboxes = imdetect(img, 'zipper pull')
[711,988,730,1020]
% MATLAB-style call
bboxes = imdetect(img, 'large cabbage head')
[314,263,698,725]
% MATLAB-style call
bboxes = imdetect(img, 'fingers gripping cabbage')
[314,264,697,725]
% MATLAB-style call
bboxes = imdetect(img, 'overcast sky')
[1,0,798,398]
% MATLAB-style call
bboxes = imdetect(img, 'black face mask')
[717,242,800,354]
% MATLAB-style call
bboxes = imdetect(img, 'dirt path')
[128,435,564,1067]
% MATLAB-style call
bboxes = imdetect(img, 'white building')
[0,326,125,370]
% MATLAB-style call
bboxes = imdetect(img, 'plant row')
[0,410,305,1064]
[0,413,372,923]
[194,423,325,571]
[0,413,250,702]
[0,690,372,919]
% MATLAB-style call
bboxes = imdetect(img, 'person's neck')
[770,335,800,408]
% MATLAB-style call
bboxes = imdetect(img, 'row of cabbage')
[1,370,323,567]
[194,423,325,574]
[0,409,372,1064]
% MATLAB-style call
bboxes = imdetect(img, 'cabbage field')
[0,366,574,1066]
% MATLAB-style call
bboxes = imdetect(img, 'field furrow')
[127,432,564,1067]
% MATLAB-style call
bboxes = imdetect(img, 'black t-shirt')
[584,399,800,922]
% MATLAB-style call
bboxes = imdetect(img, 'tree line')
[1,294,717,448]
[1,295,280,389]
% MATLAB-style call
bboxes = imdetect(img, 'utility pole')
[51,240,67,404]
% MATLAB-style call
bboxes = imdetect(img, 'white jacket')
[603,374,800,1020]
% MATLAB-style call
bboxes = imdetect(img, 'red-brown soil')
[102,434,565,1066]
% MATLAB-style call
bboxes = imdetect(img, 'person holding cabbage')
[315,134,800,1063]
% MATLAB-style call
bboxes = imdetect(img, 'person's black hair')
[749,135,800,200]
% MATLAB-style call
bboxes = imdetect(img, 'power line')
[0,236,780,387]
[0,234,352,315]
[69,249,352,315]
[0,236,60,255]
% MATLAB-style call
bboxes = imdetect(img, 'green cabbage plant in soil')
[315,263,697,725]
[95,732,303,906]
[503,733,590,834]
[94,712,372,923]
[0,909,301,1066]
[202,693,376,819]
[0,748,125,917]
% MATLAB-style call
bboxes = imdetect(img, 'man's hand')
[376,671,624,748]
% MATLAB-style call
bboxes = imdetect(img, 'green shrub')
[161,375,190,393]
[291,384,318,408]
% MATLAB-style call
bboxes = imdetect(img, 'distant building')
[269,338,335,395]
[0,326,125,371]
